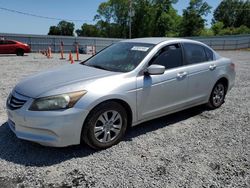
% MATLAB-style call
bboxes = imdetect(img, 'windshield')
[84,42,154,72]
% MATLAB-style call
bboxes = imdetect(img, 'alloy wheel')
[212,83,225,107]
[94,110,122,143]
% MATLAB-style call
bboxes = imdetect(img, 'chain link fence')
[0,33,249,52]
[189,35,250,50]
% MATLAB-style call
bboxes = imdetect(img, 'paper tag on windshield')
[131,46,149,52]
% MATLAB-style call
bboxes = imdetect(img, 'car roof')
[121,37,203,45]
[0,39,18,42]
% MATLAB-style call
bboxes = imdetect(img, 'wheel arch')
[16,48,24,55]
[216,77,229,93]
[83,98,133,129]
[80,98,133,146]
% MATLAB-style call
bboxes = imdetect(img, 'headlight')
[29,91,87,111]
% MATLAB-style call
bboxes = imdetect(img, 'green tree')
[48,26,61,35]
[151,0,180,37]
[234,25,250,34]
[211,21,224,35]
[94,0,180,38]
[48,21,75,36]
[57,21,75,36]
[180,0,211,37]
[200,28,214,36]
[95,0,130,38]
[131,0,180,37]
[76,24,100,37]
[214,0,250,28]
[131,0,152,37]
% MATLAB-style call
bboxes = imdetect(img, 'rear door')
[5,40,17,54]
[183,43,218,104]
[137,43,189,120]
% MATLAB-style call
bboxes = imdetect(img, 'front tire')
[82,101,128,149]
[16,49,24,56]
[207,82,226,109]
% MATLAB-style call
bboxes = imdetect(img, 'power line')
[0,6,94,23]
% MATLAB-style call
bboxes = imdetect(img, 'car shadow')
[0,54,29,57]
[0,105,207,167]
[124,105,207,141]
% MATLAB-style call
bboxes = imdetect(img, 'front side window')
[150,43,183,69]
[183,43,207,64]
[84,42,154,72]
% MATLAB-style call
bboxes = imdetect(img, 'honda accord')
[6,38,235,149]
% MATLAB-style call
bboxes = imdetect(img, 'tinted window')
[204,47,214,61]
[183,43,207,64]
[0,40,14,45]
[151,44,183,69]
[6,40,16,44]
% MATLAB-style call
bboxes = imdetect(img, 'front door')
[137,43,189,121]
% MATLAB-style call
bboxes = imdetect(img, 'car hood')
[15,64,118,98]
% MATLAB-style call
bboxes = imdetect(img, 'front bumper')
[7,96,89,147]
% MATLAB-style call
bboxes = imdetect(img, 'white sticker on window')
[131,46,149,52]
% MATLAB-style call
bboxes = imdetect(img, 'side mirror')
[145,65,165,75]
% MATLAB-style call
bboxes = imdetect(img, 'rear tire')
[82,101,128,149]
[16,49,24,56]
[207,82,226,109]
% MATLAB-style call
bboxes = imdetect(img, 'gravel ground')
[0,52,249,188]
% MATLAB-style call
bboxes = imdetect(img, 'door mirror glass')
[146,65,165,75]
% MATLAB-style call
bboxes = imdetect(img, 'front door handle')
[177,71,187,79]
[209,64,217,71]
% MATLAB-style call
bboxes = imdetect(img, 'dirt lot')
[0,52,249,188]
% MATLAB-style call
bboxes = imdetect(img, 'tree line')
[48,0,250,38]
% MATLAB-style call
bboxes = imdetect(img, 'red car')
[0,39,31,56]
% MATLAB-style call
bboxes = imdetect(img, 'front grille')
[7,92,28,110]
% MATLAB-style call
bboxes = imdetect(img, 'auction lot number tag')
[131,46,149,52]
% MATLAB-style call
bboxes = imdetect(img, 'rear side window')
[204,47,214,61]
[183,43,207,64]
[6,41,16,44]
[0,40,15,45]
[151,43,183,69]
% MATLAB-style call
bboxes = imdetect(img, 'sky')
[0,0,221,35]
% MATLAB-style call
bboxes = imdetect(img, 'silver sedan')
[6,38,235,149]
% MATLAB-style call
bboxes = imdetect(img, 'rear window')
[183,43,207,64]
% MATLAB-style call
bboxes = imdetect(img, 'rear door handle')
[209,64,217,70]
[177,71,187,79]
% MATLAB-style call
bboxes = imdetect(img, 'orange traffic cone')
[69,52,72,61]
[47,47,52,58]
[69,52,74,64]
[60,44,65,59]
[75,43,80,61]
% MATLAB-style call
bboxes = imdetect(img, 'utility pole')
[129,0,132,39]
